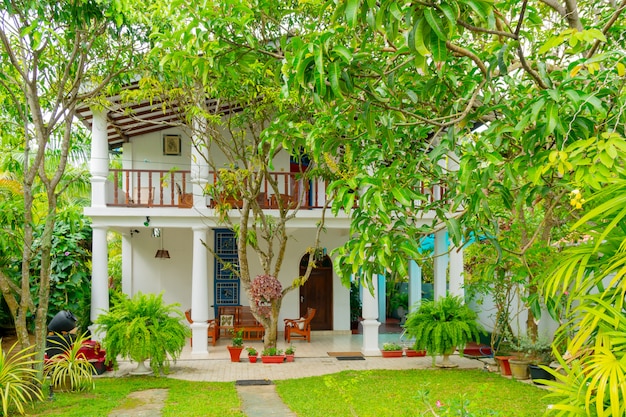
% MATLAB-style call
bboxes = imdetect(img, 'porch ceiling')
[76,83,243,150]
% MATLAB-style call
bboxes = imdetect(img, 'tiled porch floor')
[106,331,486,382]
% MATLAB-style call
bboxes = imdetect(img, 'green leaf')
[424,8,446,40]
[329,62,343,98]
[409,16,430,57]
[332,45,352,63]
[345,0,360,27]
[439,4,457,38]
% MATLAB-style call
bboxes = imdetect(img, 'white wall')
[469,288,559,343]
[126,225,350,331]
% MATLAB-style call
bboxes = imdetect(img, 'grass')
[21,370,550,416]
[26,377,244,417]
[275,369,551,417]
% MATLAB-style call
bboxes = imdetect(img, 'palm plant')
[44,332,94,392]
[95,292,190,376]
[542,179,626,417]
[404,295,482,368]
[0,340,43,416]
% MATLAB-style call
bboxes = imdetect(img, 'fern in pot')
[404,295,483,368]
[95,292,190,376]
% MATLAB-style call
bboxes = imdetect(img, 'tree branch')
[586,0,626,58]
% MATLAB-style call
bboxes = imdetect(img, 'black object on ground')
[336,356,366,361]
[236,379,273,386]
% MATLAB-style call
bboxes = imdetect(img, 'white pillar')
[378,274,386,324]
[361,275,381,356]
[89,225,109,341]
[408,260,422,311]
[90,108,109,208]
[121,231,133,296]
[433,230,448,300]
[190,226,210,354]
[449,245,464,299]
[191,120,209,208]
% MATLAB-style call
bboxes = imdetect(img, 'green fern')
[95,292,190,376]
[404,295,483,356]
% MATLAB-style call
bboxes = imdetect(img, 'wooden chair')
[284,308,316,343]
[185,309,218,347]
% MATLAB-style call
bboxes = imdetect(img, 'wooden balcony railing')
[107,169,328,209]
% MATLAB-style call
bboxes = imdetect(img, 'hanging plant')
[250,274,282,317]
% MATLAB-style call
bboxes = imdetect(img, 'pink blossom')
[251,275,282,317]
[436,400,442,407]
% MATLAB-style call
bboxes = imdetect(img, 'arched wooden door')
[299,255,333,330]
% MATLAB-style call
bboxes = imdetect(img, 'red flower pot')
[249,355,258,363]
[405,349,427,357]
[261,355,285,364]
[227,346,243,362]
[382,350,403,358]
[495,356,515,376]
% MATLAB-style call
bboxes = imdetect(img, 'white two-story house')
[78,92,465,355]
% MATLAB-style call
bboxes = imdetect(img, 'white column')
[121,231,133,296]
[190,226,210,354]
[361,274,381,356]
[433,230,448,300]
[448,245,464,299]
[191,120,209,208]
[408,260,422,311]
[378,274,386,324]
[89,225,109,341]
[90,108,109,208]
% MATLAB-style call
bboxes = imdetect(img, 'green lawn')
[27,377,244,417]
[276,369,551,417]
[24,369,550,416]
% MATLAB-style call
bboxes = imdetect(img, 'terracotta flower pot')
[382,350,403,358]
[509,358,531,380]
[248,355,258,363]
[261,355,285,364]
[405,349,427,357]
[227,346,244,362]
[495,356,515,376]
[285,354,295,362]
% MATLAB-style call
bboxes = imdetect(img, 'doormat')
[327,352,363,357]
[235,379,273,386]
[336,356,366,361]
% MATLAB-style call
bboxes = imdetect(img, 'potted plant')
[405,346,427,357]
[227,329,244,362]
[525,339,556,384]
[404,295,483,368]
[285,345,296,362]
[44,332,95,392]
[246,346,258,363]
[493,339,517,376]
[261,346,284,364]
[381,342,404,358]
[95,292,190,376]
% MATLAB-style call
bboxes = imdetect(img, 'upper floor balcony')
[107,168,328,209]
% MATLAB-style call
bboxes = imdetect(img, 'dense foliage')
[404,295,483,357]
[95,292,190,376]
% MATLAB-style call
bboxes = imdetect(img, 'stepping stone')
[108,388,168,417]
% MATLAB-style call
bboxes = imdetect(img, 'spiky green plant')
[0,340,43,416]
[542,179,626,417]
[95,292,190,376]
[44,332,95,392]
[404,295,483,358]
